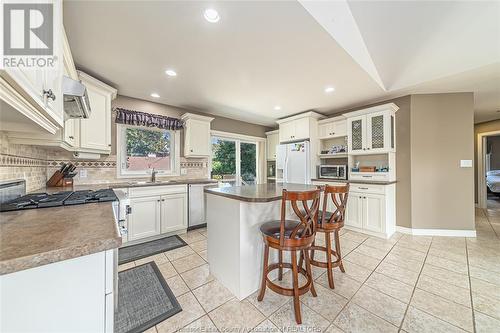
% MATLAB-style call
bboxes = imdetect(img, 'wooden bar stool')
[301,184,349,289]
[257,188,320,324]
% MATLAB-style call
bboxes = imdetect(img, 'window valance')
[114,107,183,130]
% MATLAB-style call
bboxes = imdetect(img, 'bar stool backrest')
[320,184,349,226]
[280,188,320,246]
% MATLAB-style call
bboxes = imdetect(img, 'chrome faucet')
[151,168,158,182]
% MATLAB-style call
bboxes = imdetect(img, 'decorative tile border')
[0,153,47,167]
[46,159,206,169]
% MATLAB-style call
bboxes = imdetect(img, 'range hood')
[63,76,92,119]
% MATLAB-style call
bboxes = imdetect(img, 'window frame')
[116,124,180,178]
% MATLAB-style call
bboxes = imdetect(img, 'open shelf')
[318,153,348,159]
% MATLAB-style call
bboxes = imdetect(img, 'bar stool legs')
[257,244,269,301]
[334,230,345,273]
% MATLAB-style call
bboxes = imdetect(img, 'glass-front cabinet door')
[347,116,366,154]
[366,112,395,153]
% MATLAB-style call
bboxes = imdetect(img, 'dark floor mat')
[118,235,187,265]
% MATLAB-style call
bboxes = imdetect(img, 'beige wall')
[410,93,474,230]
[474,119,500,202]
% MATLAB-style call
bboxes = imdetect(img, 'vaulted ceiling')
[64,1,500,125]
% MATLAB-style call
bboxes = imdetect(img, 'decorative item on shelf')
[329,144,347,154]
[379,166,389,172]
[359,166,376,172]
[47,163,78,187]
[352,161,360,172]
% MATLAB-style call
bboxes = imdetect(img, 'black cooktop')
[0,189,118,212]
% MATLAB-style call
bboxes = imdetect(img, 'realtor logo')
[3,3,53,55]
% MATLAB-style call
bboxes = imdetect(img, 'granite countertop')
[205,183,321,202]
[311,178,397,185]
[0,202,121,275]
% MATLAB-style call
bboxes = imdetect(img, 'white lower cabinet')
[127,185,188,241]
[313,181,395,238]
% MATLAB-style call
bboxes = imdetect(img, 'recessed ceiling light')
[204,8,220,23]
[325,86,335,93]
[274,105,281,110]
[151,93,160,98]
[165,69,177,77]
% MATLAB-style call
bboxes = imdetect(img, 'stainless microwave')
[318,165,347,180]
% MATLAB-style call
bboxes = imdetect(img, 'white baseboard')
[396,226,476,237]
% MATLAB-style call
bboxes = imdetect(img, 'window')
[117,125,180,177]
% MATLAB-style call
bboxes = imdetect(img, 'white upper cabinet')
[181,113,214,157]
[277,111,322,143]
[78,71,117,154]
[0,0,64,133]
[265,130,279,160]
[318,118,347,139]
[346,103,398,154]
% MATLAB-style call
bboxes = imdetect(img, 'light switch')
[79,169,88,178]
[180,168,187,175]
[460,160,473,168]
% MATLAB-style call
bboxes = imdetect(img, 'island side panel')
[206,193,241,298]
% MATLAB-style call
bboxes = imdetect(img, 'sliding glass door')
[211,136,257,186]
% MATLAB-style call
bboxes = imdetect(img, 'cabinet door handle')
[190,149,193,152]
[69,136,74,139]
[162,199,165,201]
[43,89,56,101]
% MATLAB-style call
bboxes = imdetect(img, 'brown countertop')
[311,178,397,185]
[205,183,321,203]
[0,202,121,275]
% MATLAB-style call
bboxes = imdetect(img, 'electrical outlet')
[180,168,187,175]
[79,169,88,178]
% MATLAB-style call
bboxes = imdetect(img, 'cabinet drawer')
[349,172,389,182]
[129,184,187,198]
[350,184,385,195]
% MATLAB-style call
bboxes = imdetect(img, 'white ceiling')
[63,1,500,125]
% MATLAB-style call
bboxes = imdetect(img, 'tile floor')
[119,208,500,333]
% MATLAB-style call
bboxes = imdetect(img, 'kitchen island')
[205,183,319,300]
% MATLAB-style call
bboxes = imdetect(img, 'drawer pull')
[362,175,372,178]
[358,187,369,190]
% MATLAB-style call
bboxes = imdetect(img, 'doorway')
[477,131,500,209]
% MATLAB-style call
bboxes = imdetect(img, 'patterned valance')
[114,107,183,130]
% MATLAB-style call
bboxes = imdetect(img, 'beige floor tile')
[411,289,473,332]
[474,311,500,333]
[375,261,419,286]
[365,271,414,303]
[352,285,407,326]
[165,246,196,261]
[178,315,219,333]
[135,253,169,266]
[421,264,470,289]
[143,327,157,333]
[363,237,397,251]
[316,271,362,299]
[324,324,345,333]
[472,292,500,320]
[190,239,208,253]
[354,243,389,260]
[199,249,208,262]
[344,250,381,270]
[166,275,190,297]
[209,299,265,331]
[268,301,330,332]
[339,238,362,255]
[399,234,433,246]
[171,253,205,273]
[402,306,468,333]
[118,261,135,272]
[428,248,468,264]
[251,319,280,332]
[425,255,469,275]
[341,231,368,244]
[333,303,398,333]
[390,245,427,262]
[396,238,431,253]
[416,274,471,307]
[301,283,349,319]
[156,292,205,333]
[341,259,373,283]
[197,228,208,237]
[471,277,500,300]
[157,261,178,279]
[469,264,500,287]
[179,231,206,244]
[247,288,289,317]
[383,252,424,273]
[193,280,234,312]
[180,264,214,289]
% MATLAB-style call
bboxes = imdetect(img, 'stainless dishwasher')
[188,183,218,230]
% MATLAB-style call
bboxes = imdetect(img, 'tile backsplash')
[0,132,209,192]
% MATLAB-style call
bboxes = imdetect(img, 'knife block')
[46,172,74,187]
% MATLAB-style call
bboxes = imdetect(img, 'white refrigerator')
[276,141,311,184]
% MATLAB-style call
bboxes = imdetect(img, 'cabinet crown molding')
[318,115,346,124]
[343,102,399,118]
[181,113,214,122]
[275,111,324,124]
[265,129,279,135]
[77,71,118,99]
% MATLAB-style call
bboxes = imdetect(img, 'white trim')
[318,115,346,124]
[210,130,266,142]
[396,226,477,237]
[265,129,279,135]
[181,112,214,123]
[477,130,500,209]
[62,26,78,80]
[77,71,118,99]
[343,102,399,118]
[275,111,323,124]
